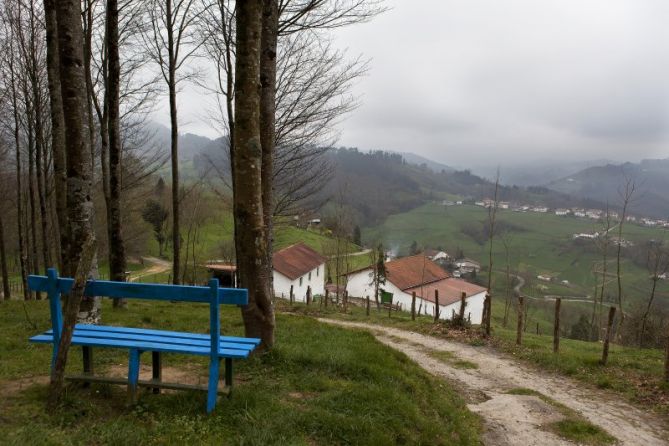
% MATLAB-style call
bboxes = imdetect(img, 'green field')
[0,300,480,445]
[364,203,669,310]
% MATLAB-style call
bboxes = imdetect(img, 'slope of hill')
[548,159,669,218]
[396,151,455,173]
[323,148,606,226]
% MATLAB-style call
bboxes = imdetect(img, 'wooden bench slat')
[27,275,248,305]
[65,375,231,395]
[40,329,256,351]
[51,324,261,345]
[30,334,251,359]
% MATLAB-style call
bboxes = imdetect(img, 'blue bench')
[28,268,260,413]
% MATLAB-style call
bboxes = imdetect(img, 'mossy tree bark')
[48,0,98,406]
[234,0,275,349]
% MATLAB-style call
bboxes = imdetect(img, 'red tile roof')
[273,243,327,280]
[385,255,449,290]
[405,278,487,306]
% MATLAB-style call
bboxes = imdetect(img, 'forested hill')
[323,148,604,226]
[547,159,669,218]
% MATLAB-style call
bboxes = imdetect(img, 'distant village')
[454,198,669,229]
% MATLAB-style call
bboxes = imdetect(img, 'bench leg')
[151,352,162,394]
[82,346,93,388]
[206,358,220,414]
[225,358,233,391]
[128,349,141,405]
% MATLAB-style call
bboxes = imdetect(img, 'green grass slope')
[365,203,669,308]
[0,300,479,445]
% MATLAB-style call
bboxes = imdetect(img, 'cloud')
[331,0,669,167]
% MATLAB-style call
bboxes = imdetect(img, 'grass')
[0,300,480,445]
[287,299,669,415]
[505,387,616,445]
[364,203,669,308]
[422,349,479,369]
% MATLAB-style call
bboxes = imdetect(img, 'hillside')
[548,159,669,218]
[323,148,606,226]
[364,203,669,313]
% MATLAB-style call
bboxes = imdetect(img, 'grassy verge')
[505,388,615,445]
[287,299,669,415]
[0,300,480,445]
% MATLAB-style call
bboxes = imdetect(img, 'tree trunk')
[9,59,30,300]
[411,291,416,320]
[49,0,98,406]
[30,53,51,274]
[601,306,616,366]
[553,298,561,353]
[639,278,658,346]
[260,0,278,299]
[166,0,181,285]
[106,0,127,306]
[434,290,439,322]
[0,214,10,300]
[25,88,41,299]
[44,0,68,274]
[235,0,275,349]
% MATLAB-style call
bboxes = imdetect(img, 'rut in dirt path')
[319,319,668,446]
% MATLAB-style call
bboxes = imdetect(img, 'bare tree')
[639,240,669,346]
[234,0,274,349]
[200,0,374,219]
[1,8,30,300]
[48,0,98,406]
[142,0,206,284]
[484,170,500,335]
[615,177,635,337]
[44,0,68,273]
[106,0,128,307]
[590,204,612,340]
[500,233,513,328]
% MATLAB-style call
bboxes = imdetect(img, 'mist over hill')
[322,148,605,226]
[147,124,668,223]
[547,159,669,218]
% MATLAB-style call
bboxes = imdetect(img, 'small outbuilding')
[273,243,327,301]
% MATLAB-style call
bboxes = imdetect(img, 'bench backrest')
[28,268,248,362]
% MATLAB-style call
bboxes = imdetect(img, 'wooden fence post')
[484,293,492,336]
[306,286,311,305]
[289,285,294,307]
[325,288,329,308]
[516,295,524,346]
[664,329,669,382]
[366,295,370,316]
[388,298,392,318]
[434,290,440,322]
[411,292,416,321]
[553,298,561,353]
[601,306,616,365]
[459,291,466,322]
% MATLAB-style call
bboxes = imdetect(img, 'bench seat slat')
[40,330,256,351]
[48,324,261,346]
[30,334,251,359]
[27,276,248,305]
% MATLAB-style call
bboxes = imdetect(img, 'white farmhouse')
[344,255,487,324]
[273,243,327,302]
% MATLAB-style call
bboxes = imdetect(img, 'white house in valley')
[344,255,487,324]
[272,243,327,301]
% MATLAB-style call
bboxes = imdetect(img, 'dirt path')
[320,319,668,446]
[129,257,171,282]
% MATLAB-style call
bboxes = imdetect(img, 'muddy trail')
[320,319,668,446]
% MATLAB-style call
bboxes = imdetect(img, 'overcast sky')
[159,0,669,168]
